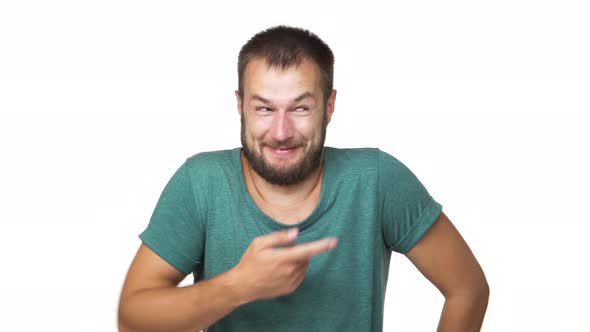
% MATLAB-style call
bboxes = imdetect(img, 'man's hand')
[233,228,338,303]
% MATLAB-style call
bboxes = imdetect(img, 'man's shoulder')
[326,146,377,156]
[325,146,406,174]
[325,146,391,163]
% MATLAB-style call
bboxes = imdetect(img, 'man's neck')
[240,150,324,210]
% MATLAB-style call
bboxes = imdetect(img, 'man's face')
[236,57,335,186]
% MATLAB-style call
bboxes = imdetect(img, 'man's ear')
[235,90,242,115]
[326,89,337,125]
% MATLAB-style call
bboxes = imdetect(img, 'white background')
[1,0,589,331]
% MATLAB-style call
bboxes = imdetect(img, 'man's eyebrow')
[250,92,315,104]
[251,94,271,104]
[293,92,315,102]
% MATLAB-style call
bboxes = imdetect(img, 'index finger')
[277,237,339,261]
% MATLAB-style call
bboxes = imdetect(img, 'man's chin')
[262,157,303,173]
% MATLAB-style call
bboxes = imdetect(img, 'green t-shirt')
[140,146,442,332]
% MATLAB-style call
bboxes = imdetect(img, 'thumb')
[256,228,299,249]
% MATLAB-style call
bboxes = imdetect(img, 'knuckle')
[289,265,300,275]
[287,282,298,293]
[251,237,262,247]
[283,265,296,276]
[293,277,304,289]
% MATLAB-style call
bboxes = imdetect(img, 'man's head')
[236,26,336,186]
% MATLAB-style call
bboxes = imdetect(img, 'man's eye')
[256,107,272,112]
[294,106,309,112]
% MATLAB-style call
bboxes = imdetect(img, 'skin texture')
[118,230,336,332]
[406,212,490,331]
[117,57,339,332]
[118,55,489,332]
[238,56,330,187]
[235,56,336,221]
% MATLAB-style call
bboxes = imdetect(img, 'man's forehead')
[247,91,316,104]
[242,56,323,103]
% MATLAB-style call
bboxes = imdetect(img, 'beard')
[241,111,327,186]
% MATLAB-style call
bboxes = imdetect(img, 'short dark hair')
[237,25,335,105]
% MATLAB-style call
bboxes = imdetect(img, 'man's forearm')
[118,268,249,332]
[436,287,490,332]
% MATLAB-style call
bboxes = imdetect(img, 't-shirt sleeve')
[139,159,206,274]
[378,149,443,254]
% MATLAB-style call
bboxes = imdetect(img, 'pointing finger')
[255,228,299,249]
[278,237,338,261]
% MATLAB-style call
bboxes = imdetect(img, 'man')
[118,25,489,332]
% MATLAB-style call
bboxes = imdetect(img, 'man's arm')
[405,211,490,332]
[118,228,337,332]
[117,243,247,332]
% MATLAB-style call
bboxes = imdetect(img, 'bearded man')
[118,25,489,332]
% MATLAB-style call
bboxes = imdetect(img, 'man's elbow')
[481,278,490,298]
[463,277,490,306]
[117,296,136,332]
[117,305,130,332]
[473,278,490,308]
[446,275,490,304]
[475,272,490,297]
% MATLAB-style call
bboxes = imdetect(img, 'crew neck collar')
[232,147,332,232]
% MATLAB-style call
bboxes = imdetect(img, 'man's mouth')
[268,146,299,156]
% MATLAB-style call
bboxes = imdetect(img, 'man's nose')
[271,111,294,142]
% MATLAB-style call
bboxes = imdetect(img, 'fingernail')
[288,228,298,240]
[328,238,338,249]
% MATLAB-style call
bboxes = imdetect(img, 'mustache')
[265,141,303,149]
